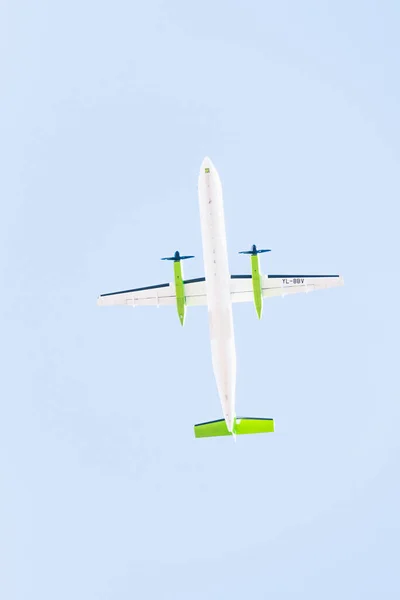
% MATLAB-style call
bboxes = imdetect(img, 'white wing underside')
[97,280,208,307]
[97,275,343,307]
[231,274,344,303]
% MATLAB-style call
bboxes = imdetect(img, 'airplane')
[97,157,344,439]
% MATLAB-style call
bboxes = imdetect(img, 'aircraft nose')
[201,156,214,173]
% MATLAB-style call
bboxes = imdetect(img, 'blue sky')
[1,1,400,598]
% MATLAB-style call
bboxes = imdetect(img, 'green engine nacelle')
[161,251,194,325]
[239,245,271,319]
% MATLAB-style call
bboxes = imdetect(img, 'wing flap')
[184,280,208,306]
[194,417,275,438]
[230,276,254,304]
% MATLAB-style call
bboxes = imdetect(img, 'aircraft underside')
[97,157,344,438]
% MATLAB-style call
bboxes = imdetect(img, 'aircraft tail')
[194,417,274,439]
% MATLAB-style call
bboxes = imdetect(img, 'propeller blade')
[239,248,271,255]
[161,253,195,261]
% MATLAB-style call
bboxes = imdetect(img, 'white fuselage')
[198,157,236,431]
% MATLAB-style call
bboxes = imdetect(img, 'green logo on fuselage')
[205,168,210,173]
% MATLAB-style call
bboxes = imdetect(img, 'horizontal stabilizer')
[194,417,274,438]
[234,417,274,435]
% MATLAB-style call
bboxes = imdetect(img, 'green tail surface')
[194,417,274,439]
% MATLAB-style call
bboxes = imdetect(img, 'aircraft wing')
[230,274,344,303]
[97,278,207,307]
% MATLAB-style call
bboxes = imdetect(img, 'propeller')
[239,244,271,256]
[161,250,195,262]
